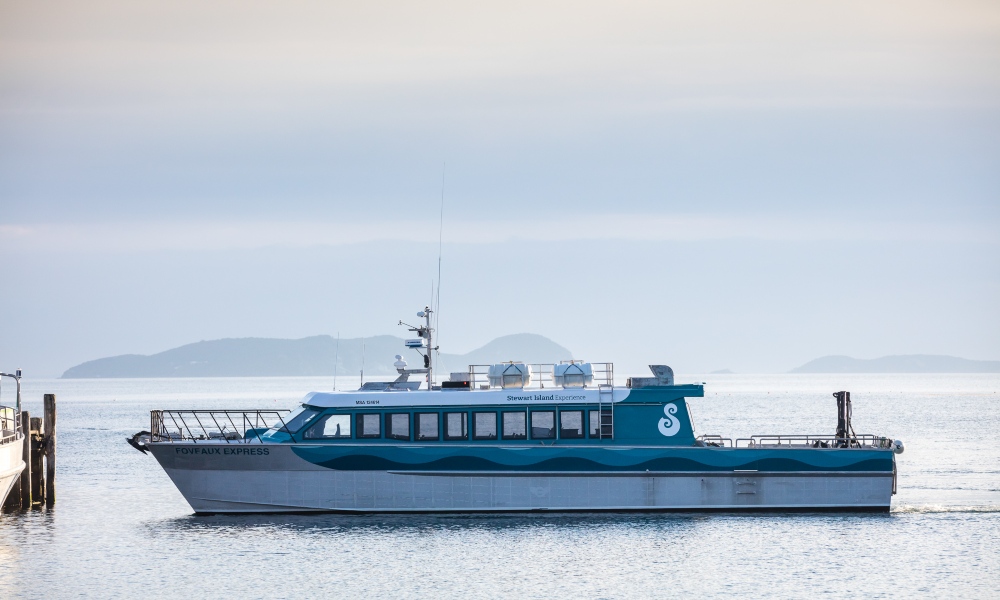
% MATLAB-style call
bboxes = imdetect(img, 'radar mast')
[398,306,438,389]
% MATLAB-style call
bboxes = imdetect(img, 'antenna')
[434,162,445,372]
[333,332,340,391]
[360,337,366,388]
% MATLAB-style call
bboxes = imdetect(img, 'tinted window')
[358,413,381,438]
[530,411,555,439]
[559,410,584,439]
[445,412,468,440]
[502,411,527,440]
[589,410,601,438]
[387,413,411,440]
[473,412,497,440]
[277,406,322,433]
[303,413,351,439]
[416,413,439,440]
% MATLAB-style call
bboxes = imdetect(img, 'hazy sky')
[1,0,998,376]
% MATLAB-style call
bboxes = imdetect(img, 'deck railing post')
[190,412,210,440]
[167,412,186,440]
[223,412,241,441]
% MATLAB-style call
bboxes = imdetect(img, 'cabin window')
[387,413,411,441]
[276,406,322,433]
[358,413,381,438]
[588,410,601,438]
[445,412,468,440]
[530,411,555,439]
[416,412,440,440]
[303,413,351,439]
[502,411,527,440]
[559,410,584,439]
[473,412,497,440]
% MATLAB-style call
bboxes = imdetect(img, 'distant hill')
[61,334,573,378]
[790,354,1000,374]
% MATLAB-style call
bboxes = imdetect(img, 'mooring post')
[43,394,56,508]
[30,417,44,504]
[18,409,31,508]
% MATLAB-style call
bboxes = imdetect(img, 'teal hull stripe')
[290,446,893,473]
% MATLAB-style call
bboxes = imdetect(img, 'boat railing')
[150,409,290,443]
[697,434,894,448]
[467,362,614,390]
[0,405,21,445]
[696,435,733,447]
[734,434,894,448]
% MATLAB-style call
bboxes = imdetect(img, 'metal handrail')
[696,435,733,447]
[0,371,23,440]
[0,405,21,445]
[467,361,614,390]
[695,433,893,449]
[735,434,893,448]
[150,409,290,443]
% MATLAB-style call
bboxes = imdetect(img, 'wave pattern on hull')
[289,446,893,474]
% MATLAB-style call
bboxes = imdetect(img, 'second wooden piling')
[18,410,30,508]
[44,394,56,507]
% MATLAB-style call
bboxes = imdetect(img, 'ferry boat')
[0,371,25,509]
[131,308,904,513]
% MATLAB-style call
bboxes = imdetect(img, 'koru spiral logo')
[657,403,680,436]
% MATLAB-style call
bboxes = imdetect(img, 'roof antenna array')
[333,331,340,391]
[360,337,366,387]
[434,162,445,377]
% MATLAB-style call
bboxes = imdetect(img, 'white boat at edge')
[0,370,26,511]
[0,410,25,509]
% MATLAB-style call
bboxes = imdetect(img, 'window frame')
[386,412,412,441]
[356,412,382,439]
[444,411,469,441]
[530,410,556,440]
[415,412,440,441]
[302,412,352,440]
[276,405,323,434]
[502,410,528,441]
[588,409,602,439]
[559,409,585,439]
[472,411,498,440]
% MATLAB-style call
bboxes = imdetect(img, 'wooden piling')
[44,394,56,508]
[30,417,44,504]
[18,410,31,508]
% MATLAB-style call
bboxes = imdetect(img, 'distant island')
[790,354,1000,374]
[710,369,735,375]
[62,334,573,378]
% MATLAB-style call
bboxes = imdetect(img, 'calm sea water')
[1,374,998,598]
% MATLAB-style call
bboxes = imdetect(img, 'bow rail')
[150,409,290,443]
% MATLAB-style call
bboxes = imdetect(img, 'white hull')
[0,434,25,508]
[160,467,893,514]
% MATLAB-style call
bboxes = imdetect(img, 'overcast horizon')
[2,1,998,377]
